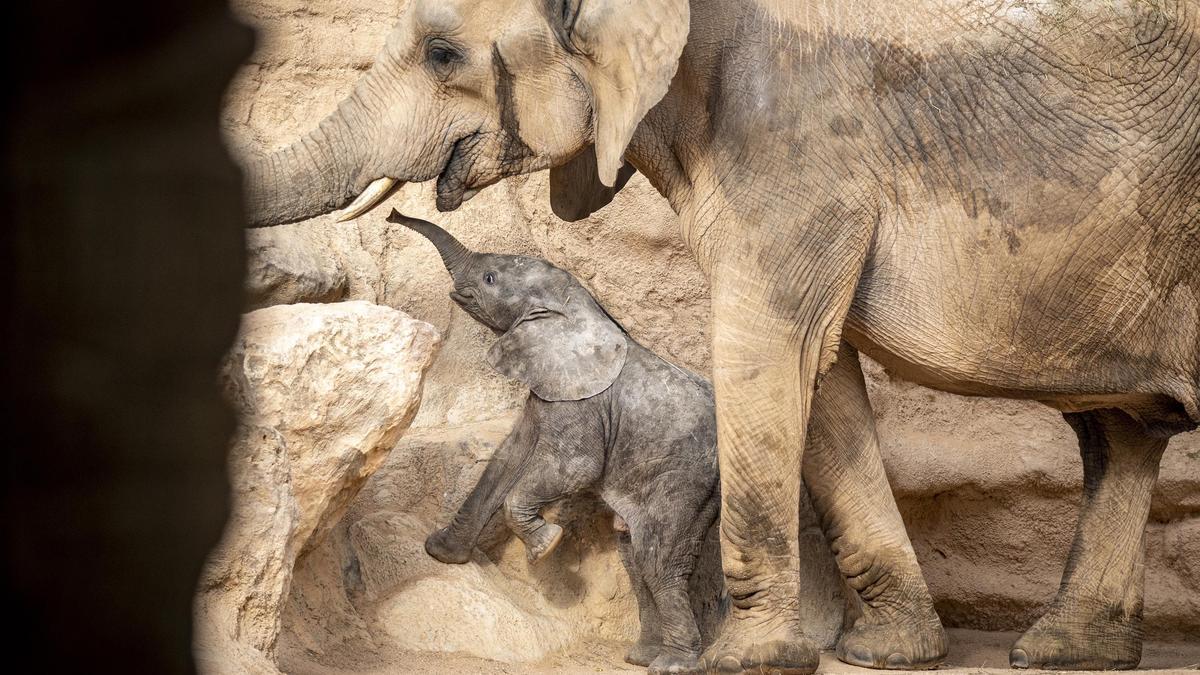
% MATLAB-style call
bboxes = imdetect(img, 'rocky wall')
[221,0,1200,669]
[195,302,440,673]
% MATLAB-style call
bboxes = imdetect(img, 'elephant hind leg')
[805,343,947,670]
[636,523,706,674]
[619,488,721,674]
[615,530,663,667]
[1011,408,1168,671]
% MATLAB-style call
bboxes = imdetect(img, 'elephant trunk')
[387,210,472,276]
[242,56,424,228]
[424,423,536,564]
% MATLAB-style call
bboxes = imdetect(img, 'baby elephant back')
[611,342,717,466]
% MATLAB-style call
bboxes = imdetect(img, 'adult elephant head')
[244,0,685,226]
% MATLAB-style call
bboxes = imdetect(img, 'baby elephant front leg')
[505,500,563,563]
[502,429,604,563]
[503,470,575,563]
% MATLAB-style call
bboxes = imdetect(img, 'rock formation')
[244,230,350,310]
[194,302,439,673]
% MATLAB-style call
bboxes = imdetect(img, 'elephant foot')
[626,641,661,667]
[836,615,947,670]
[524,522,564,563]
[424,526,471,564]
[1010,604,1141,670]
[650,652,702,674]
[700,614,817,674]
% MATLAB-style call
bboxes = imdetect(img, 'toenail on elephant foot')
[836,620,948,670]
[525,522,563,563]
[1010,621,1141,670]
[702,638,818,674]
[626,642,660,667]
[648,652,701,674]
[424,527,471,564]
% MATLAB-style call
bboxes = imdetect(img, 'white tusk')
[334,177,398,222]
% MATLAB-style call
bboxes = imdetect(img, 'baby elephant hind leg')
[640,553,702,673]
[640,496,719,675]
[1011,408,1168,670]
[616,530,664,667]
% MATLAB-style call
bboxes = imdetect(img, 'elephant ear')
[550,146,638,222]
[487,291,628,401]
[567,0,689,186]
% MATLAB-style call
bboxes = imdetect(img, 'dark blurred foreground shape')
[3,0,253,671]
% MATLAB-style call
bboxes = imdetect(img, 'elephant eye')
[425,39,462,78]
[484,272,496,285]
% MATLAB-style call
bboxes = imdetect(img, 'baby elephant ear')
[487,294,628,401]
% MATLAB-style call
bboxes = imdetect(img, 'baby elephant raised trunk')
[387,209,471,276]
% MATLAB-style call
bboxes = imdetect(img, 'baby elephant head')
[390,209,627,401]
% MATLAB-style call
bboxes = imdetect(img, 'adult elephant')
[243,0,1200,672]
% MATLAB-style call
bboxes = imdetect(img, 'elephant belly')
[820,0,1200,424]
[842,200,1200,425]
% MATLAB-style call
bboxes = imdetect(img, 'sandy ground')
[288,629,1200,674]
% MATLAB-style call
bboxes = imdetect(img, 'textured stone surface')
[244,228,350,310]
[194,302,439,673]
[221,0,1200,669]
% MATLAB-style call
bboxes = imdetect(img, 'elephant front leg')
[692,199,873,674]
[503,444,601,563]
[701,309,821,674]
[1010,409,1167,670]
[425,414,540,565]
[504,491,565,564]
[805,343,947,669]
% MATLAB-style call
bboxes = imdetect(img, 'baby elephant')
[391,210,718,674]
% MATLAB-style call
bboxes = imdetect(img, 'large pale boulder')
[194,301,440,673]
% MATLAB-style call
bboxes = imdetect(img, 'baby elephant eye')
[484,272,496,285]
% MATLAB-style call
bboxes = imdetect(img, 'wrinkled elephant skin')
[244,1,1200,672]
